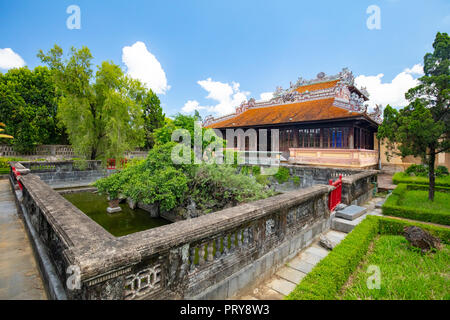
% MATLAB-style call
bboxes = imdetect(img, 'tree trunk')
[428,146,435,201]
[90,148,97,160]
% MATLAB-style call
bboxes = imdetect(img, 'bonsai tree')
[378,32,449,201]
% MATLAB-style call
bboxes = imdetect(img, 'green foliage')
[405,164,428,177]
[377,32,449,201]
[0,66,68,152]
[252,166,261,176]
[377,216,450,244]
[95,143,189,210]
[392,172,450,187]
[142,92,165,149]
[38,45,148,160]
[95,142,273,213]
[436,165,449,177]
[190,163,274,212]
[286,216,450,300]
[0,157,26,168]
[292,175,301,186]
[405,164,449,178]
[340,235,449,300]
[382,184,450,225]
[274,166,290,184]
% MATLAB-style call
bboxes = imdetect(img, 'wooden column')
[349,127,354,149]
[293,127,299,148]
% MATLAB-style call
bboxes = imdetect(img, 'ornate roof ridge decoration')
[202,68,378,127]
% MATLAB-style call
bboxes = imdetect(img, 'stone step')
[335,205,367,221]
[331,214,367,233]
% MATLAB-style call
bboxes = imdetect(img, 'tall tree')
[0,66,67,152]
[38,45,147,160]
[142,91,165,149]
[378,32,449,201]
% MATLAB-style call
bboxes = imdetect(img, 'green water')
[63,192,170,237]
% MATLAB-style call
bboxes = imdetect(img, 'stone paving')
[0,179,47,300]
[233,196,385,300]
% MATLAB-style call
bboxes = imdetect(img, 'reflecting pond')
[63,192,170,237]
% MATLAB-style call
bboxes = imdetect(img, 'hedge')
[377,217,450,244]
[285,216,450,300]
[392,172,450,187]
[285,216,379,300]
[382,184,450,225]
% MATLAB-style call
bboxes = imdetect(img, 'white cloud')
[0,48,25,70]
[258,91,274,101]
[182,78,250,116]
[122,41,170,95]
[355,64,424,110]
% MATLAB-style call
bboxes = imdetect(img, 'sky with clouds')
[0,0,449,118]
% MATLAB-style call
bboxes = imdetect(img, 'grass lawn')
[382,184,450,225]
[392,172,450,187]
[400,190,450,213]
[340,235,450,300]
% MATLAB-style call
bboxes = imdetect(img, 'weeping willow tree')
[38,45,148,160]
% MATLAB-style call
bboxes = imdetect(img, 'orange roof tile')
[295,80,339,93]
[207,98,361,128]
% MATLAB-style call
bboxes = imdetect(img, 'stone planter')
[107,199,122,213]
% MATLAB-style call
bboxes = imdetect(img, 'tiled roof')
[206,98,362,128]
[295,80,339,93]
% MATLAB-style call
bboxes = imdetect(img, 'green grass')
[286,216,450,300]
[339,235,450,300]
[401,190,450,212]
[392,172,450,187]
[382,184,450,225]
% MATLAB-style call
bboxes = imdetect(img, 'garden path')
[0,179,47,299]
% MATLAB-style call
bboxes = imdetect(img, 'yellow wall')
[375,136,450,170]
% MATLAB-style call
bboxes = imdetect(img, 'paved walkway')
[0,179,47,300]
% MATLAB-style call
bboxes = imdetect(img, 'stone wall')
[17,160,109,188]
[263,164,378,205]
[10,166,334,300]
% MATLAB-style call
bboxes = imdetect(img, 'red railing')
[328,174,342,211]
[11,166,23,190]
[107,158,128,170]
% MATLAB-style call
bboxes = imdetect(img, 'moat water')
[63,192,170,237]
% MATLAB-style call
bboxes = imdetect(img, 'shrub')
[0,157,26,169]
[291,176,301,186]
[286,216,450,300]
[252,165,261,176]
[392,172,450,187]
[95,142,273,213]
[436,165,449,177]
[405,164,428,177]
[382,184,450,225]
[274,166,290,184]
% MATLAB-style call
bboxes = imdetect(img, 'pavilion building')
[203,68,381,169]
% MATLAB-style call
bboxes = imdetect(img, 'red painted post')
[328,175,342,211]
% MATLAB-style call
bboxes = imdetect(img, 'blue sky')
[1,0,449,117]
